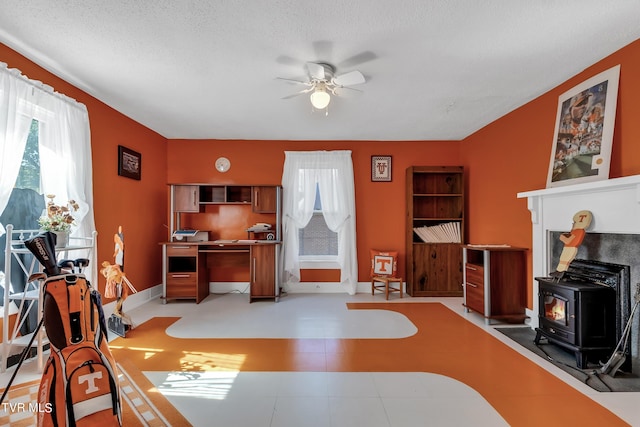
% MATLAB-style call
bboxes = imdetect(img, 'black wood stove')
[535,259,631,371]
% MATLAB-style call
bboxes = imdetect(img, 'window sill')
[299,259,340,269]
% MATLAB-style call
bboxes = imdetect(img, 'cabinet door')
[174,185,199,212]
[252,186,277,213]
[411,243,463,296]
[250,244,276,301]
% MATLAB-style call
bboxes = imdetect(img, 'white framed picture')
[546,65,620,188]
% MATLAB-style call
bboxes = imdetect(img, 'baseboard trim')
[102,283,163,315]
[209,281,406,294]
[99,280,409,312]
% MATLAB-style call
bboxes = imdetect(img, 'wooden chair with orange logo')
[370,250,403,299]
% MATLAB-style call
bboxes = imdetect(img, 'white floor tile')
[382,396,509,427]
[276,372,329,397]
[271,396,331,427]
[329,397,390,427]
[372,372,432,398]
[326,372,379,397]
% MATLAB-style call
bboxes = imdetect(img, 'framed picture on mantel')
[546,65,620,188]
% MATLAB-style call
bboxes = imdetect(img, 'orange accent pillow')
[370,250,398,277]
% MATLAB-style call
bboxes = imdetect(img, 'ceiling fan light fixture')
[310,88,331,110]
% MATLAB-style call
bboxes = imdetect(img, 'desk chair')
[370,250,403,300]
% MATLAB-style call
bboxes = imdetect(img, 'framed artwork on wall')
[371,155,392,182]
[546,64,620,188]
[118,145,141,180]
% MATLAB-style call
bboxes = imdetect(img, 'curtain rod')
[0,61,87,113]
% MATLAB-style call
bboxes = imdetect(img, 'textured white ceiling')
[1,1,639,141]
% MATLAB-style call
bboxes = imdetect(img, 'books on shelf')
[413,222,461,243]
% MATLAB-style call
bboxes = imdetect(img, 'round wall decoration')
[215,157,231,172]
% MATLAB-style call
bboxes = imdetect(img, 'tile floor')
[2,292,639,426]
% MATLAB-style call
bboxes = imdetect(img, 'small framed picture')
[371,155,392,182]
[118,145,141,180]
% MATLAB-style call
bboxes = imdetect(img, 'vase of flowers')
[38,194,79,248]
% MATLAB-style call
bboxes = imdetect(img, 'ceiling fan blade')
[332,86,363,98]
[276,77,311,85]
[306,62,325,80]
[281,88,313,99]
[275,55,305,67]
[336,51,377,69]
[333,70,365,87]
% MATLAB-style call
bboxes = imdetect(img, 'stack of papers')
[413,222,461,243]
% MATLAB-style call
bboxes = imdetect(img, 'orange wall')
[1,43,168,300]
[461,38,640,307]
[5,36,640,303]
[167,140,462,281]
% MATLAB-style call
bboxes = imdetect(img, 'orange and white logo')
[78,371,103,394]
[374,255,393,275]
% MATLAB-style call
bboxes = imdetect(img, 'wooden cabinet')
[174,185,199,212]
[406,166,464,296]
[165,244,208,303]
[411,243,463,296]
[250,244,278,302]
[252,186,277,213]
[462,245,527,323]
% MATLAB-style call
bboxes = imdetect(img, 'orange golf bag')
[25,233,122,426]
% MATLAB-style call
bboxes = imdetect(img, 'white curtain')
[38,91,95,240]
[281,151,358,294]
[0,62,95,240]
[0,63,38,235]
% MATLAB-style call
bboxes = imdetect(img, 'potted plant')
[38,194,79,248]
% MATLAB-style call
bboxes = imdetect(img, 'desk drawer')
[166,272,197,286]
[166,284,197,299]
[166,245,198,256]
[465,264,484,285]
[465,280,484,313]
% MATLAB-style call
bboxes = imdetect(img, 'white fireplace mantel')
[517,174,640,327]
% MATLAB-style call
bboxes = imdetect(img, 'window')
[298,185,338,266]
[0,120,44,308]
[15,120,41,192]
[0,119,43,228]
[281,151,357,292]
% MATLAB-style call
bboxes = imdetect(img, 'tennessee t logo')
[376,258,391,273]
[78,371,103,394]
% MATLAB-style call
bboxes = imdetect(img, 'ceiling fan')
[278,62,366,112]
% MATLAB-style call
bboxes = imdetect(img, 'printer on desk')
[247,223,275,240]
[172,230,209,242]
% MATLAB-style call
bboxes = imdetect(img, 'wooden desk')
[161,240,280,303]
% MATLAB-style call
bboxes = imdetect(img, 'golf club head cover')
[24,232,60,276]
[58,259,75,273]
[75,258,90,270]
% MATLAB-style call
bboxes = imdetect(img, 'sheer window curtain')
[281,151,358,294]
[0,62,95,277]
[38,92,95,241]
[0,63,37,235]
